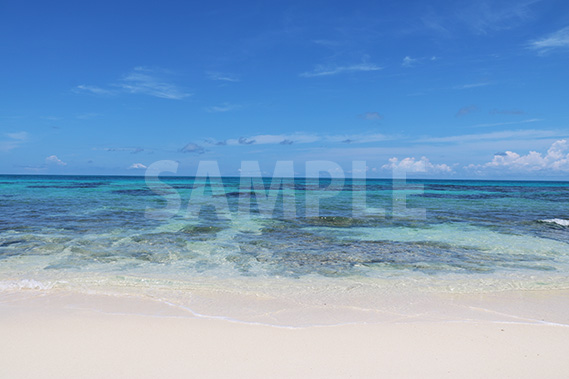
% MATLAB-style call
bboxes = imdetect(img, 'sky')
[1,0,569,179]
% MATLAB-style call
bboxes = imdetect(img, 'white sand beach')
[1,290,568,378]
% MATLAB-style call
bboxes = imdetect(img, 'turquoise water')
[1,175,569,292]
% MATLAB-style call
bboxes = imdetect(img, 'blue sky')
[1,0,569,178]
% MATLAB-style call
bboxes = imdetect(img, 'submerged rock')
[303,216,357,227]
[179,225,225,234]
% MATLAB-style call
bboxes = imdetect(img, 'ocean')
[1,174,569,324]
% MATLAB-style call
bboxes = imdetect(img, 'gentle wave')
[0,279,54,291]
[540,218,569,227]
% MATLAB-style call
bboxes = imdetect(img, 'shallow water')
[1,175,569,301]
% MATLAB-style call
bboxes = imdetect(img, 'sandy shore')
[1,290,568,378]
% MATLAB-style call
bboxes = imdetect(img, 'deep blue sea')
[1,175,569,296]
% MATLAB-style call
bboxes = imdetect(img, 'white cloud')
[472,140,569,172]
[237,137,255,145]
[456,105,478,117]
[418,129,562,144]
[489,109,525,115]
[419,2,536,37]
[74,85,116,96]
[454,82,491,89]
[226,134,282,145]
[206,72,240,82]
[382,156,453,173]
[260,133,318,145]
[225,133,316,146]
[471,118,541,128]
[119,68,190,99]
[300,62,382,77]
[128,163,147,169]
[179,143,206,154]
[402,55,439,68]
[0,131,29,152]
[324,133,389,144]
[75,67,190,100]
[528,26,569,53]
[402,56,417,67]
[93,147,145,153]
[420,13,449,34]
[358,112,383,120]
[0,142,19,152]
[5,131,29,140]
[45,155,66,166]
[246,135,289,144]
[312,39,342,47]
[205,103,241,112]
[457,1,537,35]
[223,132,390,146]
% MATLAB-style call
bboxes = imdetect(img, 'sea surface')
[1,174,569,322]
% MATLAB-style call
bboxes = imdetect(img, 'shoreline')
[1,288,569,378]
[2,275,569,327]
[2,286,569,327]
